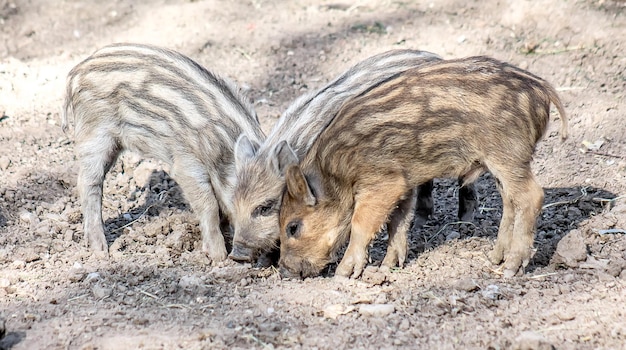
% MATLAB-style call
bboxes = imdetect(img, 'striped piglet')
[63,43,266,261]
[230,49,477,265]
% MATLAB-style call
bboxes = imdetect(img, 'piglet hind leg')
[336,177,409,278]
[490,169,544,277]
[458,181,477,222]
[413,180,434,228]
[76,135,121,253]
[381,188,416,270]
[171,161,228,263]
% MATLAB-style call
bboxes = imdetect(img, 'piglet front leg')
[336,177,409,278]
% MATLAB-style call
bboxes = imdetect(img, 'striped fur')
[229,50,446,263]
[63,43,266,261]
[278,56,568,279]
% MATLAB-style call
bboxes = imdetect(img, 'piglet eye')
[253,200,276,217]
[285,220,301,239]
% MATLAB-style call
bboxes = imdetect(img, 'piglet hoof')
[93,250,109,260]
[502,249,533,278]
[336,254,367,279]
[228,245,253,263]
[458,209,475,223]
[88,233,109,254]
[412,213,430,229]
[381,247,405,270]
[203,243,228,265]
[488,245,506,265]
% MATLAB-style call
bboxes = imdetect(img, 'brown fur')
[278,56,568,279]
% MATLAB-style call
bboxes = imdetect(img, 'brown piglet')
[278,56,568,279]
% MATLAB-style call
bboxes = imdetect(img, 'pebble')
[0,156,10,170]
[63,229,75,242]
[512,331,554,350]
[358,304,395,317]
[446,231,461,241]
[92,284,113,299]
[552,229,587,268]
[555,310,576,321]
[481,285,500,300]
[179,275,202,289]
[19,211,38,226]
[453,278,479,292]
[323,304,354,319]
[398,318,410,331]
[0,278,10,288]
[11,260,26,269]
[361,266,386,285]
[85,272,101,283]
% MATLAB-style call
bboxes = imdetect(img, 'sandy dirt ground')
[1,0,625,349]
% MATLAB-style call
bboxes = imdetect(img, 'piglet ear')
[285,165,316,206]
[234,135,259,170]
[271,140,299,176]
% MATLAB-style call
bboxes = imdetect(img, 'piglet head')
[278,164,347,279]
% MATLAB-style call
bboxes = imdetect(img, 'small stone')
[179,275,202,289]
[0,156,10,171]
[323,304,354,319]
[453,278,479,292]
[68,270,85,283]
[63,229,75,242]
[399,318,410,331]
[362,266,386,285]
[92,284,112,299]
[0,278,10,288]
[512,331,554,350]
[446,231,461,241]
[85,272,101,283]
[552,229,587,268]
[481,285,500,300]
[11,260,26,269]
[555,310,576,321]
[239,278,248,287]
[19,211,38,226]
[358,304,395,317]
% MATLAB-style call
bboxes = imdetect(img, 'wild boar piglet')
[278,56,568,279]
[63,43,266,261]
[230,49,477,265]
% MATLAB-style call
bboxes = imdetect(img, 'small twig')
[597,229,626,235]
[532,45,585,55]
[67,294,88,302]
[542,187,588,210]
[241,333,272,349]
[583,150,626,159]
[138,289,159,300]
[542,197,582,209]
[529,272,559,279]
[111,191,167,233]
[478,206,498,213]
[235,47,252,60]
[593,195,625,204]
[161,303,191,309]
[426,221,476,244]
